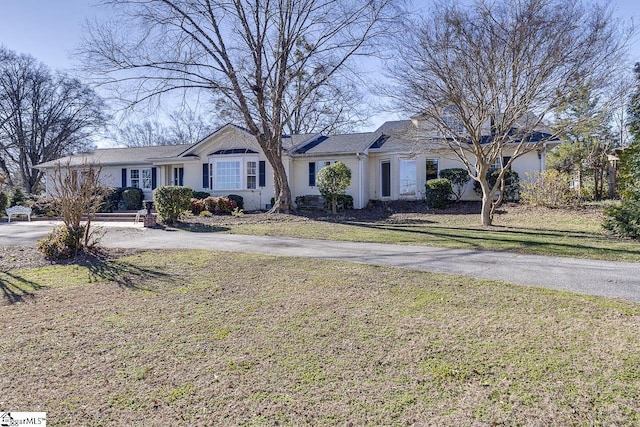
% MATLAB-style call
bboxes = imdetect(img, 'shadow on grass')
[171,223,231,233]
[348,222,640,259]
[0,271,45,305]
[76,250,170,290]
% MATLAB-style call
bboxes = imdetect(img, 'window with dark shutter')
[121,168,127,187]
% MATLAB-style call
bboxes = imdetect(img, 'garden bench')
[6,205,32,222]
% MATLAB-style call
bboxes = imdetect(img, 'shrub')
[232,207,244,217]
[102,187,124,212]
[474,169,520,201]
[326,194,354,211]
[520,170,579,208]
[203,196,218,213]
[199,210,213,217]
[603,200,640,239]
[227,194,244,210]
[0,191,8,215]
[217,196,237,214]
[122,187,144,210]
[191,198,205,215]
[9,187,27,206]
[425,178,453,209]
[30,197,56,216]
[153,186,194,224]
[37,225,85,259]
[439,168,470,201]
[193,191,211,200]
[316,161,352,214]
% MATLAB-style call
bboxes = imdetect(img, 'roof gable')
[178,124,259,158]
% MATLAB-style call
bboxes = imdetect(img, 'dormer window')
[442,105,466,136]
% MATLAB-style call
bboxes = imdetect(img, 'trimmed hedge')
[122,187,144,210]
[603,200,640,239]
[227,194,244,210]
[153,186,194,224]
[425,178,453,209]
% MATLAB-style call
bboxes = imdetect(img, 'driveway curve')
[2,220,640,302]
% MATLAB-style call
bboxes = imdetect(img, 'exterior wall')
[367,148,546,203]
[289,155,366,209]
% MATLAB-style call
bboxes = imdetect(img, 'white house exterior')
[36,118,557,210]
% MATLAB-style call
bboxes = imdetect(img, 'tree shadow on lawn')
[350,222,640,259]
[76,250,170,290]
[167,222,230,233]
[0,271,44,305]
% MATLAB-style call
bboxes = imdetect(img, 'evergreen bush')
[425,178,453,209]
[153,186,194,224]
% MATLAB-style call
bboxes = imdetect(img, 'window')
[308,160,334,187]
[173,167,184,186]
[426,159,439,181]
[215,160,241,190]
[399,159,417,197]
[130,168,153,190]
[381,161,391,198]
[130,169,140,188]
[247,161,257,189]
[208,155,259,190]
[443,105,466,136]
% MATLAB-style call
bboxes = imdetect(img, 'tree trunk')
[481,193,494,226]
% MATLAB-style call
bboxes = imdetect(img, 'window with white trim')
[130,168,152,190]
[209,156,259,191]
[247,161,257,189]
[399,159,417,197]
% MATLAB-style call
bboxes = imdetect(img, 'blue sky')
[1,0,638,70]
[0,0,638,133]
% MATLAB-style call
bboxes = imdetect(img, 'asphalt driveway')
[2,220,640,302]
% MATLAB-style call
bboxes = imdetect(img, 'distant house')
[36,117,558,210]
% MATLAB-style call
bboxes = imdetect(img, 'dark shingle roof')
[290,132,377,155]
[36,144,193,168]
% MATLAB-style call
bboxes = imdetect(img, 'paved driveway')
[2,220,640,302]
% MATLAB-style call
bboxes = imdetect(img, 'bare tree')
[0,47,107,193]
[392,0,630,225]
[81,0,401,212]
[49,160,110,253]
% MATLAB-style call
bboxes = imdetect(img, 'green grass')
[219,206,640,262]
[2,249,640,425]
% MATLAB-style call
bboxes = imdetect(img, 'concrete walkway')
[2,220,640,302]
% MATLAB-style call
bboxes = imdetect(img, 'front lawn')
[181,203,640,262]
[2,249,640,425]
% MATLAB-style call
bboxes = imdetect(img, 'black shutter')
[203,163,209,188]
[121,168,127,187]
[308,162,316,187]
[258,161,266,187]
[179,167,184,186]
[151,167,157,189]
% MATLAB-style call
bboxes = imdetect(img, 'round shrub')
[217,197,237,214]
[227,194,244,210]
[102,187,124,212]
[122,187,144,210]
[439,168,470,201]
[153,186,194,224]
[191,198,205,215]
[203,196,218,213]
[425,178,453,209]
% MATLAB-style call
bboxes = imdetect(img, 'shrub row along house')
[36,116,558,211]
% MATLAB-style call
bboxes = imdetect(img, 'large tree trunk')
[481,194,494,226]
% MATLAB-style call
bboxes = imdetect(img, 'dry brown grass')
[2,249,640,425]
